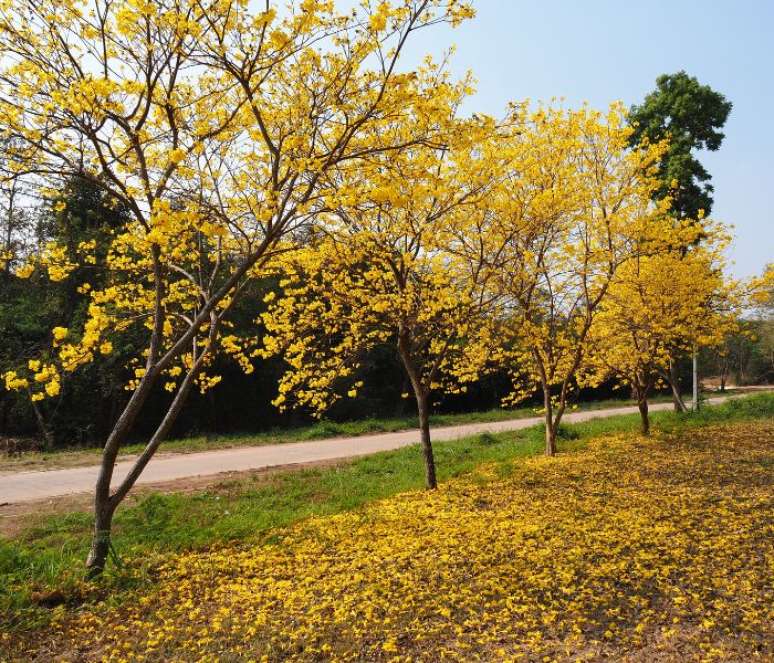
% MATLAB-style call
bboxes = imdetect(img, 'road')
[0,396,742,504]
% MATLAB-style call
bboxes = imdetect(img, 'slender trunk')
[632,374,653,436]
[110,359,204,506]
[692,350,699,412]
[542,382,556,456]
[84,380,156,575]
[85,325,217,575]
[416,390,437,490]
[396,334,437,489]
[532,350,558,456]
[29,392,54,451]
[638,398,650,435]
[84,246,170,575]
[669,380,688,413]
[668,359,686,412]
[3,182,16,280]
[85,501,116,577]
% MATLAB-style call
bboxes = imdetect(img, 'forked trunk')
[84,321,216,575]
[84,375,158,575]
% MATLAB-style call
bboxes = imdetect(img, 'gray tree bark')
[397,333,437,489]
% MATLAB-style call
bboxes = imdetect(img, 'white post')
[692,349,699,412]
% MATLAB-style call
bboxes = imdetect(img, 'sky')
[398,0,773,279]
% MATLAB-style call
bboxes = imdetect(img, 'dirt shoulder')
[4,390,765,474]
[0,457,350,538]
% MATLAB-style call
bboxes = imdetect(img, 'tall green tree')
[629,71,732,220]
[629,72,732,411]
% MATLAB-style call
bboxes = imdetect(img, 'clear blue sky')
[399,0,773,279]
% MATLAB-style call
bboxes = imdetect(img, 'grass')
[0,390,721,472]
[1,392,772,633]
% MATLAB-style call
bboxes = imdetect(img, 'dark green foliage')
[629,71,732,221]
[0,176,133,444]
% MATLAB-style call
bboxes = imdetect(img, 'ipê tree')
[258,109,506,489]
[751,264,774,380]
[0,0,475,574]
[699,264,774,389]
[587,226,739,435]
[482,104,673,456]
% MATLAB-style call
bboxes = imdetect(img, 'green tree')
[629,72,732,410]
[629,71,732,220]
[0,176,131,447]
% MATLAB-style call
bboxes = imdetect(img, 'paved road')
[0,396,742,504]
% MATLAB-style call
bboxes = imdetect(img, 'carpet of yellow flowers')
[13,421,774,662]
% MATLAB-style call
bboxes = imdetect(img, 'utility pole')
[692,349,699,411]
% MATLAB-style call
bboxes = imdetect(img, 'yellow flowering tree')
[482,105,680,455]
[0,0,474,573]
[259,112,505,489]
[587,227,740,434]
[753,264,774,375]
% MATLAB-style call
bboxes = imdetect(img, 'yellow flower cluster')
[17,421,772,661]
[0,0,478,412]
[51,326,68,343]
[2,370,29,391]
[0,248,11,270]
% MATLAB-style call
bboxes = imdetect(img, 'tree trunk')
[3,181,16,280]
[396,334,437,489]
[638,398,650,435]
[542,383,556,456]
[692,349,699,412]
[29,394,55,451]
[84,372,159,575]
[86,500,116,577]
[668,359,687,412]
[416,390,437,490]
[84,328,218,575]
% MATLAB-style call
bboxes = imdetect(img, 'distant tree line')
[0,175,519,447]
